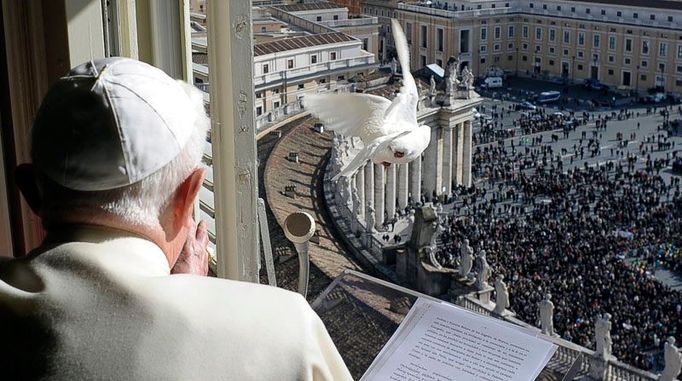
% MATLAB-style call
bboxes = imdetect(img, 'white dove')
[304,18,431,181]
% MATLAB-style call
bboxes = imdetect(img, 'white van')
[482,76,503,88]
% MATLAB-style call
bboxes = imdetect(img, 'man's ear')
[171,168,205,232]
[15,164,42,216]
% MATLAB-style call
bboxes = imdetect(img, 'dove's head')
[371,125,431,167]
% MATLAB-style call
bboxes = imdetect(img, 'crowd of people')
[433,107,682,371]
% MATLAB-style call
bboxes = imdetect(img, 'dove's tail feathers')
[303,92,391,138]
[390,19,415,87]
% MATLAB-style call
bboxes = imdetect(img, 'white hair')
[38,81,210,228]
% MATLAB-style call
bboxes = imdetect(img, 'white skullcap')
[32,57,199,191]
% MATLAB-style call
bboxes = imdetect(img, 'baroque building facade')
[363,0,682,94]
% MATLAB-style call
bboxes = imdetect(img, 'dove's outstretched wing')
[331,130,411,181]
[383,19,419,131]
[304,93,391,138]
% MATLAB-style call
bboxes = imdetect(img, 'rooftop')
[253,32,356,56]
[568,0,682,11]
[275,2,346,12]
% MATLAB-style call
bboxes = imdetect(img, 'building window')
[494,26,501,40]
[481,27,488,41]
[642,40,650,55]
[330,52,337,60]
[633,13,638,19]
[405,22,412,44]
[563,49,569,56]
[529,3,534,8]
[508,25,514,38]
[494,44,501,51]
[668,16,674,22]
[660,42,667,57]
[625,38,633,53]
[608,69,614,75]
[508,43,514,49]
[420,25,427,48]
[297,84,304,90]
[617,11,622,17]
[263,64,269,74]
[676,79,682,86]
[522,55,528,61]
[625,57,631,65]
[557,6,561,11]
[677,65,682,73]
[608,55,615,63]
[535,27,542,40]
[437,28,444,51]
[316,16,322,22]
[481,45,487,53]
[256,106,262,116]
[523,43,528,50]
[650,14,655,21]
[549,47,555,54]
[460,30,470,53]
[577,64,583,70]
[659,63,666,72]
[593,34,600,48]
[563,30,570,44]
[586,8,590,14]
[641,74,647,81]
[481,58,486,64]
[608,36,616,50]
[436,59,442,67]
[542,4,547,10]
[337,75,345,81]
[578,32,585,46]
[287,59,294,69]
[601,9,606,16]
[571,7,576,12]
[549,59,554,66]
[508,55,513,61]
[549,29,556,42]
[420,55,426,67]
[678,45,682,59]
[523,25,529,39]
[578,51,584,58]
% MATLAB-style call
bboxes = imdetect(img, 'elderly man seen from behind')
[1,57,352,381]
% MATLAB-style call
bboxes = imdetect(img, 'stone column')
[442,126,454,195]
[397,163,409,211]
[364,163,374,224]
[422,127,438,199]
[373,163,385,229]
[356,166,365,221]
[462,121,473,187]
[409,157,422,204]
[455,123,464,185]
[385,164,397,221]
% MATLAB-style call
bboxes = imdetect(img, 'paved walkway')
[263,115,363,301]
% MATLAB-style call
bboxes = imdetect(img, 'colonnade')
[349,120,473,231]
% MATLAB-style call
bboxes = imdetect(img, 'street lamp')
[660,65,665,93]
[571,56,575,84]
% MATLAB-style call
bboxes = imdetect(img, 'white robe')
[0,226,352,381]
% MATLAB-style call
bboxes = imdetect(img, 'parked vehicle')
[482,76,503,88]
[536,91,561,103]
[584,78,609,91]
[519,101,537,110]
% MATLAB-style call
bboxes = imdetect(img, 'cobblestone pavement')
[262,115,364,302]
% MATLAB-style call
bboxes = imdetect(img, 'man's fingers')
[196,220,209,245]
